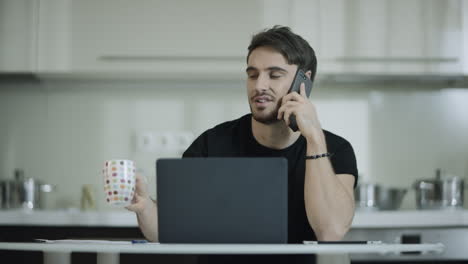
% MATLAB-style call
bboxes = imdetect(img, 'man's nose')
[255,74,269,92]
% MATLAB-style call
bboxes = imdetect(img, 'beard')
[249,100,282,125]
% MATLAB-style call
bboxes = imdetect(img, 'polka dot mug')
[103,159,136,206]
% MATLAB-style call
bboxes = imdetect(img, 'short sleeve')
[182,131,209,158]
[330,141,358,188]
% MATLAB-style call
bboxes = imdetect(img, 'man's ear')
[305,70,312,80]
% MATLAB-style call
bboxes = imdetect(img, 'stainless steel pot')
[0,180,22,209]
[0,169,55,210]
[413,173,465,210]
[378,187,408,210]
[355,183,380,210]
[441,176,464,207]
[355,183,407,211]
[413,178,442,210]
[19,177,55,209]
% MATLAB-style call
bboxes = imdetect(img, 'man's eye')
[248,75,258,80]
[270,75,281,79]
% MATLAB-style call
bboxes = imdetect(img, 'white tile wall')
[0,79,467,210]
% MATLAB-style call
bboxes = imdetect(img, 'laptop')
[156,157,288,244]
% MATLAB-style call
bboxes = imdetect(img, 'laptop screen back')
[156,157,288,244]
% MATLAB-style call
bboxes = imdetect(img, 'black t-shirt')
[183,114,358,264]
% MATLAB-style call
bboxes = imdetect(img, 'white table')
[0,242,445,264]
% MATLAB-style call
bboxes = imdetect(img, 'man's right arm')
[136,198,158,242]
[126,175,159,242]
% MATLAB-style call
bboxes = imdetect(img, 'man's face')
[246,46,298,124]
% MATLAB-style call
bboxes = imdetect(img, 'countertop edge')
[1,209,468,228]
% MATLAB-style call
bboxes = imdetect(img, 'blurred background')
[1,0,467,211]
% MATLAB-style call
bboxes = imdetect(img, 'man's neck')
[251,117,301,150]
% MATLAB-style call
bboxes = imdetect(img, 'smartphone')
[287,69,313,131]
[303,240,383,245]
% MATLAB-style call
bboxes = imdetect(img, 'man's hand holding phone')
[277,78,324,144]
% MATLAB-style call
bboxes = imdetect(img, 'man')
[127,26,358,263]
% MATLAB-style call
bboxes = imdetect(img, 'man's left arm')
[303,133,355,241]
[278,84,356,241]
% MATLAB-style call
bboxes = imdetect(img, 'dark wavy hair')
[247,25,317,82]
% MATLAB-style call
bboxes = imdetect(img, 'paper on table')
[35,239,132,245]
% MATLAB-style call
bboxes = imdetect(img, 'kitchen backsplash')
[0,78,467,210]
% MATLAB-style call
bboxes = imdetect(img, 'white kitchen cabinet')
[462,0,468,75]
[0,0,37,72]
[290,0,463,75]
[37,0,264,78]
[6,0,464,77]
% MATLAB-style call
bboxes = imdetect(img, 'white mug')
[103,159,136,206]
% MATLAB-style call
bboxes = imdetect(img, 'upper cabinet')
[1,0,466,77]
[36,0,264,78]
[0,0,37,73]
[290,0,463,75]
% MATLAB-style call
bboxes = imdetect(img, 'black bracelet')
[305,152,332,160]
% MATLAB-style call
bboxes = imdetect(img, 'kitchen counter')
[352,209,468,228]
[0,209,137,227]
[1,209,468,228]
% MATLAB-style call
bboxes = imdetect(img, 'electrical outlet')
[136,131,195,153]
[136,131,156,152]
